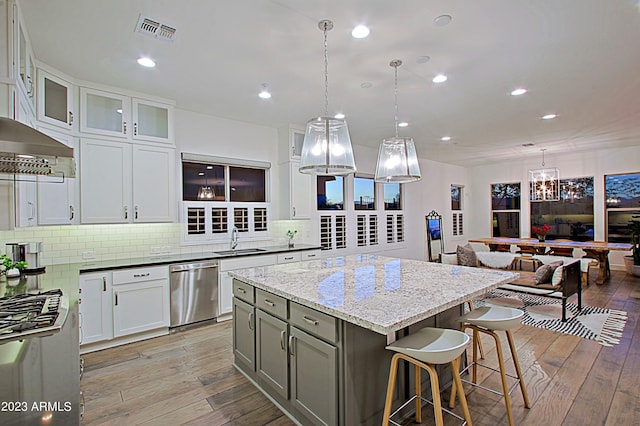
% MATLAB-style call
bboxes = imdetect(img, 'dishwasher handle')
[170,262,219,273]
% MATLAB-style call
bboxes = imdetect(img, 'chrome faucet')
[231,226,239,249]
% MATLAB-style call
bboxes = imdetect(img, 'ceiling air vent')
[135,15,176,42]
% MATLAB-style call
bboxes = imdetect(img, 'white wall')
[466,145,640,268]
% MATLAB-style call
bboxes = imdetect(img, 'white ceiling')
[18,0,640,166]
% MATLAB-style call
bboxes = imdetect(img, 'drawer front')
[290,302,337,344]
[301,250,321,260]
[233,279,255,304]
[220,254,277,271]
[277,252,301,264]
[255,288,287,320]
[112,266,168,285]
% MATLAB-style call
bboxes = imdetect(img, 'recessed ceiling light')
[511,88,527,96]
[334,113,345,119]
[440,136,451,141]
[198,172,204,176]
[416,55,431,64]
[206,165,213,169]
[360,82,373,89]
[137,57,156,68]
[258,84,271,99]
[398,122,408,127]
[434,14,452,27]
[351,25,370,39]
[542,113,557,120]
[432,74,447,84]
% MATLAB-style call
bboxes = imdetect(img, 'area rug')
[473,289,628,347]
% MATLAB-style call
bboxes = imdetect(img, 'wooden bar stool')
[449,306,530,426]
[382,327,473,426]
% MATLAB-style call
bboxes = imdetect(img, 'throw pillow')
[441,253,458,265]
[456,244,478,267]
[551,262,565,286]
[535,260,564,285]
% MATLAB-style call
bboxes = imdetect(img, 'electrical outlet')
[82,251,96,260]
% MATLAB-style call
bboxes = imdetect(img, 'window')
[384,183,401,210]
[181,155,270,242]
[354,176,375,210]
[451,185,464,236]
[229,167,266,202]
[605,172,640,243]
[491,183,521,238]
[317,176,344,210]
[530,176,594,240]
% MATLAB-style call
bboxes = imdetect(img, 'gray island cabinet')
[229,255,517,426]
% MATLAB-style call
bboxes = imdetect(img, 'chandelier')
[299,20,356,176]
[529,149,559,201]
[197,166,214,200]
[374,59,421,183]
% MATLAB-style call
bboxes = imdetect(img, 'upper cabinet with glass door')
[37,69,75,130]
[14,4,36,111]
[80,87,174,144]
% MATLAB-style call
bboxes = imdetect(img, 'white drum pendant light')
[299,20,356,176]
[529,148,560,201]
[374,59,421,183]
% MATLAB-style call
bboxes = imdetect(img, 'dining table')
[468,237,633,285]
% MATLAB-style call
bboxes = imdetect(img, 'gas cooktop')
[0,289,68,343]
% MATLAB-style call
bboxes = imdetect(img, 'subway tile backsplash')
[0,220,312,266]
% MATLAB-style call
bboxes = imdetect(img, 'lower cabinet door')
[256,310,288,399]
[290,327,338,426]
[112,279,169,337]
[233,298,256,372]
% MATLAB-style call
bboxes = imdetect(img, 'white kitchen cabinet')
[14,3,36,109]
[80,138,131,223]
[37,68,75,130]
[79,272,113,345]
[15,176,37,227]
[278,125,305,162]
[132,98,174,143]
[36,126,78,225]
[132,144,175,222]
[112,266,170,338]
[80,88,174,144]
[79,87,129,139]
[280,160,313,220]
[80,138,175,224]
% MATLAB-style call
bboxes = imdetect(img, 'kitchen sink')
[214,248,268,256]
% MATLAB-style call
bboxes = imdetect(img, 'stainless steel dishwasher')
[169,260,219,328]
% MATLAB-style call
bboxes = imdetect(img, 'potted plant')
[1,254,28,279]
[286,229,298,248]
[532,224,551,242]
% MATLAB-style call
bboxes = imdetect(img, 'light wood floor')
[81,270,640,425]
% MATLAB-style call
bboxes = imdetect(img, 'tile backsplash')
[0,220,312,266]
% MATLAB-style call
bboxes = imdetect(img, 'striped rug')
[473,289,628,347]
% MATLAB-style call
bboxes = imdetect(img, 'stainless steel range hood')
[0,117,76,178]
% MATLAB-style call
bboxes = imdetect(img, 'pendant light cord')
[323,23,329,117]
[541,148,546,167]
[394,62,399,138]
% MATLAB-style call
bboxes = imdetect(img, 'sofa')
[443,249,583,322]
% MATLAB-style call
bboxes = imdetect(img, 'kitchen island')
[229,254,517,426]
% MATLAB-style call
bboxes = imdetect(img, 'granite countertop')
[76,244,321,273]
[229,254,519,335]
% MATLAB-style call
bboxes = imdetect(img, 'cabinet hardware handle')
[123,121,127,134]
[114,292,118,306]
[133,273,150,278]
[264,299,275,307]
[248,312,254,331]
[80,357,85,380]
[284,256,293,260]
[288,335,295,356]
[124,206,128,219]
[237,288,246,293]
[80,391,85,420]
[68,111,74,126]
[135,206,139,220]
[27,75,33,96]
[303,316,319,326]
[102,277,106,292]
[69,205,75,220]
[293,207,296,217]
[280,330,286,350]
[134,123,138,136]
